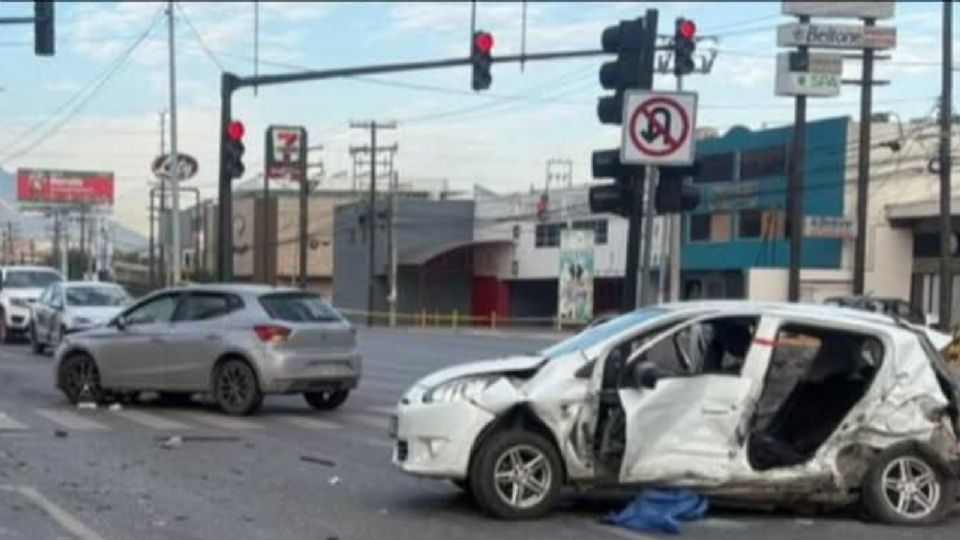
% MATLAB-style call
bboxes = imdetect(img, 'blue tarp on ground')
[603,489,709,534]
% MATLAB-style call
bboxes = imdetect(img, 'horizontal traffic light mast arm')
[0,17,36,24]
[229,47,663,89]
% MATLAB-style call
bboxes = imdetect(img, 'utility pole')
[938,0,954,330]
[167,0,182,286]
[299,144,320,289]
[158,110,168,287]
[79,205,87,279]
[852,18,877,295]
[545,158,573,190]
[639,166,657,306]
[388,168,399,327]
[52,212,60,272]
[787,15,810,302]
[350,121,396,325]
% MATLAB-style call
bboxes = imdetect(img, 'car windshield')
[259,293,344,322]
[540,307,669,359]
[65,286,129,307]
[3,270,62,289]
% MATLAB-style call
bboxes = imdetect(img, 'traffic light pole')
[215,48,614,282]
[787,15,810,302]
[622,173,646,312]
[639,166,657,306]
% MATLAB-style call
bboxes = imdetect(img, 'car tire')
[213,359,263,416]
[57,353,107,405]
[0,310,10,344]
[861,441,957,526]
[451,478,471,492]
[469,429,563,520]
[303,389,349,410]
[30,324,45,354]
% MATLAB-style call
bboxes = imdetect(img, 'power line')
[0,10,165,163]
[174,2,227,72]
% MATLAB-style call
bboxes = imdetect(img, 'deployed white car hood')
[413,355,546,390]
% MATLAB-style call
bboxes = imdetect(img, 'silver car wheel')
[881,456,941,520]
[218,364,253,408]
[492,444,552,510]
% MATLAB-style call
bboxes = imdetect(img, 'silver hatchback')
[53,284,361,415]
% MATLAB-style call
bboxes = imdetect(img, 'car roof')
[0,265,61,273]
[59,281,124,289]
[163,283,302,296]
[656,300,914,335]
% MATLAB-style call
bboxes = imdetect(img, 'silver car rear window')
[259,293,343,323]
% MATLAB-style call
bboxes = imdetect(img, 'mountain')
[0,168,148,253]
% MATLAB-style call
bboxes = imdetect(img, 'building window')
[740,145,787,180]
[690,212,731,242]
[739,209,762,239]
[535,222,567,248]
[693,152,735,184]
[572,219,608,245]
[761,209,786,239]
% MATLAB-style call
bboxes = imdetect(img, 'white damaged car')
[391,302,960,524]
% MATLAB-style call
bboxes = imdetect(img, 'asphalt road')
[0,327,958,540]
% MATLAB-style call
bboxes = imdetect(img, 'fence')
[336,307,588,333]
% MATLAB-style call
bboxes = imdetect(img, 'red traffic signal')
[678,19,696,40]
[227,120,245,141]
[474,31,494,54]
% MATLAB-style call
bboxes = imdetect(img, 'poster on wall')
[558,229,595,324]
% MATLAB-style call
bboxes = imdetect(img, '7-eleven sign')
[265,125,308,181]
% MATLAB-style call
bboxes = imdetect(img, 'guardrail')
[335,307,587,333]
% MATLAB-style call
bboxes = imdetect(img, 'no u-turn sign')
[621,90,698,166]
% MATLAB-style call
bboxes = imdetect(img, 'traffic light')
[674,18,696,77]
[597,18,651,125]
[654,163,701,214]
[34,1,54,56]
[588,149,637,217]
[471,30,493,91]
[224,120,246,180]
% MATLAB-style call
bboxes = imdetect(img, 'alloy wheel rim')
[492,444,552,509]
[219,365,250,408]
[881,456,941,519]
[66,358,98,399]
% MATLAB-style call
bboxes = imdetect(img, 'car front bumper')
[3,305,31,331]
[391,388,496,479]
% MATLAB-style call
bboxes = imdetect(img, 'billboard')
[557,229,595,324]
[16,169,114,207]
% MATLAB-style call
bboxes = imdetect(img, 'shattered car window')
[541,308,668,359]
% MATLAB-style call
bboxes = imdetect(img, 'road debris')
[108,403,123,411]
[159,436,183,449]
[77,402,97,410]
[300,455,337,467]
[54,429,68,438]
[603,489,709,534]
[153,435,241,443]
[328,476,341,486]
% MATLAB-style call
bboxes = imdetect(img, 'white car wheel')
[469,430,562,520]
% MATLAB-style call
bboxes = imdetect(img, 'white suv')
[0,266,63,343]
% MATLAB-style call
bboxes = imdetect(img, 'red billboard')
[16,169,114,206]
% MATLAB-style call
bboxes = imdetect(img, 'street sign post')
[266,125,308,180]
[775,52,842,97]
[782,1,895,20]
[621,90,698,166]
[777,23,897,50]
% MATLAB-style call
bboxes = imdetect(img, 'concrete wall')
[274,195,352,280]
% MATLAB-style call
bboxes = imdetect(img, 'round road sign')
[627,96,691,158]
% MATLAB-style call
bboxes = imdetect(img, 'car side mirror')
[112,316,127,331]
[634,362,660,390]
[574,359,595,379]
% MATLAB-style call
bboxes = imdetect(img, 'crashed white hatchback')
[392,302,960,524]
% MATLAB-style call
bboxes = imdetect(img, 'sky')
[0,1,953,235]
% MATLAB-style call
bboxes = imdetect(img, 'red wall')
[472,276,510,322]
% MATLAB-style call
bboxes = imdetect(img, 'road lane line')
[2,485,109,540]
[362,405,396,416]
[273,415,341,430]
[35,408,108,431]
[0,411,28,431]
[179,411,262,430]
[355,380,407,394]
[112,409,190,430]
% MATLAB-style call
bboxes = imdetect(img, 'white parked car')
[30,281,132,353]
[392,301,960,524]
[0,266,63,343]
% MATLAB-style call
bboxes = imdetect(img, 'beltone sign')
[777,23,897,50]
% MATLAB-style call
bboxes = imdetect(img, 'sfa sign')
[16,168,114,207]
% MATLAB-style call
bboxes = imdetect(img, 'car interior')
[747,325,884,471]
